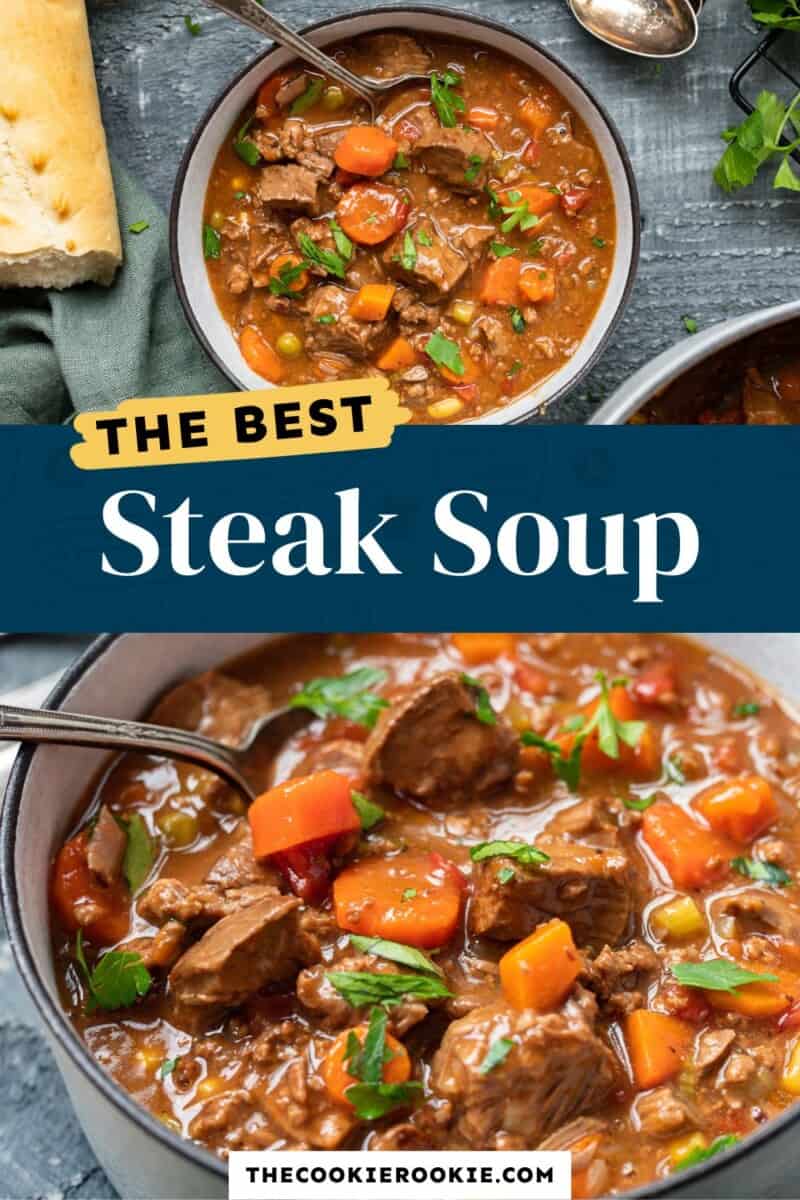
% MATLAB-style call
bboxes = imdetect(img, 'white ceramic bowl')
[4,634,800,1199]
[170,6,640,424]
[589,299,800,424]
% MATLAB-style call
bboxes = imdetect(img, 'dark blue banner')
[1,426,793,632]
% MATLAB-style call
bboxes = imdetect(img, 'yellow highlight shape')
[70,379,411,470]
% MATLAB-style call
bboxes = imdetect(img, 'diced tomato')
[561,186,593,216]
[50,831,129,946]
[514,662,551,696]
[272,834,343,905]
[778,999,800,1031]
[430,851,469,893]
[453,382,480,405]
[632,661,678,708]
[522,139,543,166]
[334,168,360,189]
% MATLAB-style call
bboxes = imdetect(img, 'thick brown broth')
[204,33,615,423]
[51,634,800,1193]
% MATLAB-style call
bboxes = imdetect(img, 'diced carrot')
[479,257,521,306]
[705,967,800,1018]
[499,918,581,1011]
[323,1023,411,1107]
[519,266,556,304]
[518,96,553,139]
[693,774,777,844]
[440,346,481,386]
[377,336,419,372]
[557,683,658,779]
[349,283,396,322]
[500,184,560,218]
[467,105,500,132]
[249,771,361,859]
[50,831,130,946]
[333,851,464,948]
[268,253,309,293]
[624,1010,693,1090]
[239,326,283,383]
[641,801,735,890]
[335,126,398,177]
[452,632,516,664]
[336,182,410,245]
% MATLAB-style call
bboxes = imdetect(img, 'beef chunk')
[292,737,364,779]
[248,217,291,288]
[139,878,280,929]
[392,286,440,331]
[258,164,320,214]
[297,954,429,1034]
[469,838,631,950]
[430,990,615,1148]
[383,217,467,300]
[204,822,283,890]
[711,888,800,943]
[169,893,317,1009]
[150,671,272,750]
[263,1047,357,1149]
[87,805,126,886]
[361,34,431,77]
[450,223,495,261]
[412,125,491,193]
[581,940,659,1015]
[278,119,338,179]
[472,314,517,369]
[124,920,187,971]
[545,797,617,844]
[276,74,308,108]
[632,1087,695,1138]
[305,285,391,359]
[694,1028,736,1076]
[364,670,519,805]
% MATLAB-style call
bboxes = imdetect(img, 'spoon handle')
[203,0,378,107]
[0,705,253,802]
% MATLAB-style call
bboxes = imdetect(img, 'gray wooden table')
[2,3,800,1195]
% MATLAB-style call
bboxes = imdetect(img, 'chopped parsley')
[128,220,150,235]
[497,866,516,885]
[748,0,800,29]
[416,228,433,246]
[479,1036,513,1074]
[289,667,389,728]
[424,330,464,376]
[393,152,410,170]
[351,790,385,831]
[682,315,699,334]
[674,1134,740,1173]
[291,78,324,116]
[233,190,248,200]
[296,232,348,279]
[470,840,550,866]
[317,313,338,325]
[430,70,465,128]
[121,813,154,894]
[74,931,152,1014]
[343,1007,423,1120]
[464,154,484,184]
[731,856,791,887]
[507,360,523,377]
[159,1057,180,1078]
[401,230,417,271]
[509,306,525,334]
[592,236,606,248]
[732,701,760,718]
[714,88,800,193]
[329,219,353,262]
[233,115,261,167]
[528,237,545,255]
[486,185,503,220]
[401,888,418,902]
[671,958,778,993]
[348,935,443,977]
[491,242,516,258]
[623,793,657,812]
[268,258,310,297]
[183,14,201,35]
[202,225,221,259]
[500,191,540,234]
[461,673,497,725]
[327,970,452,1008]
[665,755,686,785]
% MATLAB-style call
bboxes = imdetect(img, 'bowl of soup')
[170,9,639,424]
[4,633,800,1197]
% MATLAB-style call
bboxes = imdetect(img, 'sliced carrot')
[499,918,581,1012]
[349,283,396,322]
[335,126,398,177]
[239,326,283,383]
[337,181,410,245]
[467,105,500,132]
[269,253,309,293]
[500,183,560,218]
[641,801,735,890]
[323,1023,411,1107]
[624,1010,693,1090]
[51,831,130,946]
[479,256,521,305]
[333,851,464,948]
[518,96,554,139]
[519,266,556,304]
[451,632,516,664]
[376,336,419,372]
[705,967,800,1018]
[557,683,657,779]
[693,774,777,844]
[249,771,360,859]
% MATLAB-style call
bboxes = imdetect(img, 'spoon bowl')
[568,0,699,58]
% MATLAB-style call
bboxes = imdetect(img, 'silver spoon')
[567,0,699,58]
[204,0,432,118]
[0,703,314,804]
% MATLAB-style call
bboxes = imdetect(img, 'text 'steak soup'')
[203,33,615,423]
[51,634,800,1193]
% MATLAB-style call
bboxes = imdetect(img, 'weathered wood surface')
[2,2,800,1194]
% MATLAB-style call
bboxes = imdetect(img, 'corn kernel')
[669,1132,707,1170]
[159,1113,182,1133]
[782,1038,800,1095]
[653,895,706,939]
[449,299,476,326]
[231,176,247,191]
[427,397,464,421]
[195,1075,227,1100]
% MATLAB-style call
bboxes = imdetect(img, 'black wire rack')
[730,28,800,164]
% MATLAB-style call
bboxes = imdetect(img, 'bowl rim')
[4,633,800,1194]
[589,298,800,424]
[168,3,641,426]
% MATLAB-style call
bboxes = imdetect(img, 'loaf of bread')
[0,0,122,288]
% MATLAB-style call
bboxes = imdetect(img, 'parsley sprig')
[327,970,451,1008]
[671,958,778,993]
[233,115,261,167]
[424,330,465,377]
[75,931,152,1014]
[296,232,348,279]
[289,667,389,728]
[268,258,310,297]
[748,0,800,30]
[470,840,550,866]
[731,856,792,887]
[500,191,540,234]
[343,1007,423,1120]
[430,71,466,128]
[461,673,497,725]
[349,934,444,977]
[714,89,800,193]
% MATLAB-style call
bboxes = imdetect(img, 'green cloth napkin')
[0,161,228,424]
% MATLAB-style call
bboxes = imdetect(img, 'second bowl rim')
[168,3,641,425]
